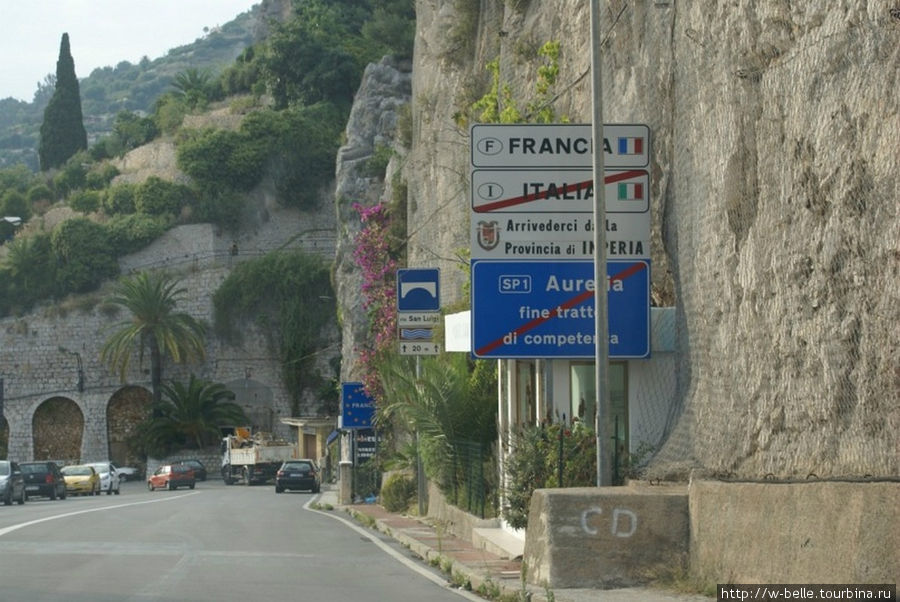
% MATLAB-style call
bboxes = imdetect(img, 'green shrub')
[380,473,414,512]
[104,183,137,215]
[176,128,266,193]
[152,93,188,134]
[0,189,31,221]
[85,163,119,190]
[241,103,343,209]
[50,217,119,293]
[52,153,90,198]
[362,144,393,178]
[26,184,54,205]
[106,213,167,255]
[68,189,101,213]
[503,422,597,529]
[135,176,188,217]
[189,188,245,232]
[1,234,57,314]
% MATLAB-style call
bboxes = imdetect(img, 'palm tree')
[133,375,247,457]
[101,271,206,403]
[377,353,498,499]
[170,68,212,109]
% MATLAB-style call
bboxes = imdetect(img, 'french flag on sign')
[617,137,643,155]
[617,182,643,201]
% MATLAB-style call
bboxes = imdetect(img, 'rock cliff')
[389,0,898,479]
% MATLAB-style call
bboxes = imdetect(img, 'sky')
[0,1,259,102]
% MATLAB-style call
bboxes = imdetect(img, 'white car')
[86,462,120,495]
[113,463,138,481]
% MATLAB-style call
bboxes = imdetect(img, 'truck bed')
[228,445,294,466]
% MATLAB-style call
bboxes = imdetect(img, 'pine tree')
[38,33,88,171]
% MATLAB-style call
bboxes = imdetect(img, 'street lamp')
[58,346,84,392]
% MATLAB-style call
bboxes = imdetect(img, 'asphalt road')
[0,479,479,602]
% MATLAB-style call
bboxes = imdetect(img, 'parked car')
[86,462,120,495]
[19,461,67,500]
[0,460,26,505]
[147,464,195,491]
[60,465,100,496]
[177,459,207,481]
[274,459,320,493]
[113,464,138,481]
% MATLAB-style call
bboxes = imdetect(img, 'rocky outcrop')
[334,56,412,381]
[404,0,899,479]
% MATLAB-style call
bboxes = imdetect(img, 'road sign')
[399,341,440,355]
[398,312,441,327]
[469,126,651,262]
[354,429,377,464]
[471,210,649,260]
[397,268,440,312]
[471,169,650,214]
[470,259,650,359]
[471,123,650,169]
[340,382,374,429]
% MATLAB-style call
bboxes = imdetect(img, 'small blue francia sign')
[340,382,374,430]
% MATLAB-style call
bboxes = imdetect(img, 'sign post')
[397,268,441,355]
[591,0,612,487]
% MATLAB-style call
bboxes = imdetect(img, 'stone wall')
[0,198,337,463]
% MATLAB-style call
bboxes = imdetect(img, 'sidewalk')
[316,486,713,602]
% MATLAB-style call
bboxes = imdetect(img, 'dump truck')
[220,427,295,485]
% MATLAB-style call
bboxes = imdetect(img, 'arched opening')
[33,397,83,462]
[107,386,152,473]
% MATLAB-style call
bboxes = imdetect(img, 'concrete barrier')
[689,479,899,584]
[524,483,689,588]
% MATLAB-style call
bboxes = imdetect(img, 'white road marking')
[0,492,200,538]
[303,496,485,602]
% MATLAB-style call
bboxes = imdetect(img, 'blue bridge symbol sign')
[397,268,440,312]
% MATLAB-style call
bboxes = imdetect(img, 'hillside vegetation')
[0,0,415,318]
[0,6,261,171]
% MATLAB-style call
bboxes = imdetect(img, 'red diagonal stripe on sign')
[475,261,646,356]
[474,170,645,213]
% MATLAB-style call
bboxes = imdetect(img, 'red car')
[147,464,196,491]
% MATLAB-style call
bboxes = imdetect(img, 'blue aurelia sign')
[470,259,650,359]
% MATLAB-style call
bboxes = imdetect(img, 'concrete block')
[524,483,689,588]
[690,479,900,584]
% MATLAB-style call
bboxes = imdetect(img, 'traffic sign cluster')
[396,268,441,355]
[469,123,652,359]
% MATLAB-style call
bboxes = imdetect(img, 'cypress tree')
[38,33,88,171]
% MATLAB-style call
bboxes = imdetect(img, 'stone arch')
[0,417,8,459]
[107,386,152,470]
[33,397,83,462]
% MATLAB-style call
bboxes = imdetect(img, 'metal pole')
[416,355,426,515]
[591,0,613,487]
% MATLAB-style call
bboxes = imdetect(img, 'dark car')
[19,461,67,500]
[0,460,26,505]
[177,459,207,481]
[275,460,320,493]
[147,464,195,491]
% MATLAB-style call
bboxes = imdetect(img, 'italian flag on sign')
[617,182,643,200]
